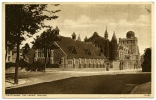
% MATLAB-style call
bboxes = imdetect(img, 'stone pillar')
[96,59,98,68]
[50,50,54,64]
[88,59,90,68]
[34,49,38,61]
[93,59,95,68]
[73,58,75,69]
[84,59,86,68]
[79,58,81,68]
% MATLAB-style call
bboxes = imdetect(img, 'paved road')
[6,69,143,89]
[6,72,151,94]
[5,69,151,94]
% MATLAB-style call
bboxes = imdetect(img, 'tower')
[104,26,108,39]
[124,31,138,54]
[104,26,110,59]
[54,26,60,35]
[110,31,118,60]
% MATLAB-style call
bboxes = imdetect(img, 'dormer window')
[71,46,77,54]
[84,49,91,55]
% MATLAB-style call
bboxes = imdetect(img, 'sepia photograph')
[2,2,154,98]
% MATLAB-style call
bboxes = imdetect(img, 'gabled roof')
[55,36,106,59]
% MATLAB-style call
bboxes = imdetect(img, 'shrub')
[46,64,60,68]
[28,61,44,71]
[5,62,16,70]
[19,59,29,69]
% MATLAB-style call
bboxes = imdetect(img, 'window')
[70,46,77,54]
[8,56,11,61]
[84,49,91,55]
[68,61,72,64]
[8,50,10,55]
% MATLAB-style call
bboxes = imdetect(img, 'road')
[5,69,151,94]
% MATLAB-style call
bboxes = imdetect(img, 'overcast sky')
[22,3,152,55]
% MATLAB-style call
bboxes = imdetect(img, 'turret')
[110,31,118,60]
[111,31,117,42]
[72,32,76,40]
[54,26,60,35]
[84,36,88,42]
[104,26,108,39]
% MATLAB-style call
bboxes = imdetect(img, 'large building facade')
[26,26,140,70]
[28,32,107,69]
[119,31,140,69]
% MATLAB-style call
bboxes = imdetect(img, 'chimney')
[72,32,76,40]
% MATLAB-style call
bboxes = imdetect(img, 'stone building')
[54,34,106,68]
[5,47,23,63]
[119,31,140,69]
[84,28,141,70]
[118,45,129,60]
[29,32,106,69]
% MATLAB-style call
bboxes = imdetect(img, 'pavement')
[5,69,151,94]
[130,82,151,94]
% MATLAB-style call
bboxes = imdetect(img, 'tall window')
[8,50,10,55]
[68,61,72,64]
[8,56,11,61]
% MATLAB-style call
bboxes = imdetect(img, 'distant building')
[5,47,23,63]
[84,28,141,70]
[119,31,140,69]
[85,27,119,61]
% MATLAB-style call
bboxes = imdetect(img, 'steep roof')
[55,36,106,59]
[111,32,117,41]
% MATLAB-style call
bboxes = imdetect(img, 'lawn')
[5,73,151,94]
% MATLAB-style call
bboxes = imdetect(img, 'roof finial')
[72,32,76,40]
[111,31,117,41]
[77,34,81,41]
[104,24,108,39]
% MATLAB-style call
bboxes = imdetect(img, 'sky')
[21,3,152,55]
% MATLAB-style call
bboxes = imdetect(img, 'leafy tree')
[31,26,60,71]
[22,43,30,56]
[5,4,60,84]
[141,48,151,72]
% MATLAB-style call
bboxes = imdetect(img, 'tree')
[31,26,60,71]
[5,4,61,84]
[22,43,30,56]
[141,48,151,72]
